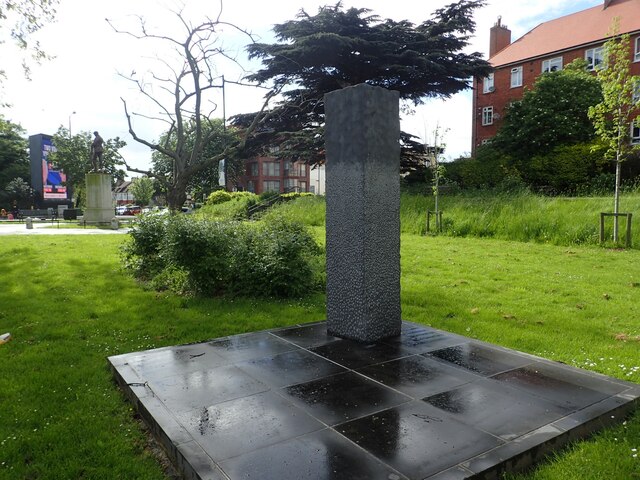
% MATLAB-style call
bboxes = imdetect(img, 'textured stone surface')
[84,173,113,224]
[324,84,401,342]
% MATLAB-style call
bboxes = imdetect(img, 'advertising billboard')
[29,134,72,206]
[40,136,67,200]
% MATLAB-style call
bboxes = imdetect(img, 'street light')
[68,111,76,136]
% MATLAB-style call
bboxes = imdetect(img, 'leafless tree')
[108,3,276,209]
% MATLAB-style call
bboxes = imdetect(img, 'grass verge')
[0,234,638,479]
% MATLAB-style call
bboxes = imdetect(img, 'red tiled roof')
[491,0,640,67]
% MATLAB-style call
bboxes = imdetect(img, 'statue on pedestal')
[90,131,104,172]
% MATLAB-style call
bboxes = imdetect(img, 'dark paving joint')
[109,321,640,479]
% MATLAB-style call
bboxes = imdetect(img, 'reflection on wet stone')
[427,343,531,376]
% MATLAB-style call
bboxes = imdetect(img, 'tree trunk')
[167,185,188,212]
[613,158,621,243]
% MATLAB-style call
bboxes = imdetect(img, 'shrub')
[228,217,323,297]
[120,213,170,278]
[528,142,607,194]
[162,216,236,295]
[122,213,324,298]
[197,192,258,220]
[206,190,232,205]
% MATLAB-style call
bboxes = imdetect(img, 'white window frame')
[542,57,563,73]
[635,37,640,62]
[632,121,640,145]
[510,66,523,88]
[483,73,495,93]
[482,106,494,126]
[585,46,604,71]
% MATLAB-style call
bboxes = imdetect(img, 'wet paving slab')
[109,321,640,480]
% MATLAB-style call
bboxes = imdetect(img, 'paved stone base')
[108,322,639,480]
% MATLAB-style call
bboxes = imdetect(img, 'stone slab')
[109,321,640,480]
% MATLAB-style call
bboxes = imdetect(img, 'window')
[483,73,495,93]
[299,181,307,192]
[510,66,523,88]
[635,37,640,62]
[263,180,280,192]
[284,178,298,191]
[247,180,255,193]
[542,57,563,73]
[632,122,640,145]
[250,163,259,177]
[262,161,280,177]
[482,106,494,126]
[585,47,604,71]
[633,79,640,104]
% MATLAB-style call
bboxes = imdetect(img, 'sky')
[1,0,603,173]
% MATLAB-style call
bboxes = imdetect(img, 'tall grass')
[401,192,640,248]
[267,192,640,249]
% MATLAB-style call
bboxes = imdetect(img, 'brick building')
[472,0,640,156]
[236,156,311,195]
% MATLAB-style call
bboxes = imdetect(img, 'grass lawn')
[0,234,638,479]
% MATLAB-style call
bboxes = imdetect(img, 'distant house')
[113,180,134,205]
[235,155,311,195]
[472,0,640,155]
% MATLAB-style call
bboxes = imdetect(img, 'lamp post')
[68,111,76,136]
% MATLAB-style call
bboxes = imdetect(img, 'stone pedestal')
[324,84,401,343]
[84,173,113,225]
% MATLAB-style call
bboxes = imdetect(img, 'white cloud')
[1,0,601,171]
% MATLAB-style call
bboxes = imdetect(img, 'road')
[0,221,130,235]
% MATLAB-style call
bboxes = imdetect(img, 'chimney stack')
[489,16,511,57]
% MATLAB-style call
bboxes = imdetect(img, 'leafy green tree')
[48,127,126,207]
[0,0,58,84]
[588,32,640,242]
[493,59,603,165]
[150,118,240,204]
[129,176,155,206]
[0,115,29,206]
[233,0,491,170]
[5,175,31,206]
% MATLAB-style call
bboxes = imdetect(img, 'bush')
[528,142,607,194]
[198,192,258,220]
[228,217,323,297]
[120,213,169,279]
[206,190,232,205]
[122,213,324,298]
[163,216,236,294]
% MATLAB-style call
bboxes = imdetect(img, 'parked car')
[115,205,128,215]
[123,205,142,215]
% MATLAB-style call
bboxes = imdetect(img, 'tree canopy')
[129,176,155,206]
[0,0,58,85]
[233,0,491,169]
[492,59,603,160]
[0,115,29,207]
[151,118,240,204]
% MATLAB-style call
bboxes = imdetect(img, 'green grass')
[400,191,640,246]
[0,233,638,479]
[265,192,640,249]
